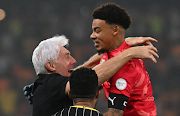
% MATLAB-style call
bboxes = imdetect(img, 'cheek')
[59,62,67,69]
[56,60,65,71]
[99,37,112,47]
[61,61,70,70]
[99,32,112,42]
[58,64,69,76]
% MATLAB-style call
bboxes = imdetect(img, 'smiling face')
[90,19,118,54]
[53,46,76,77]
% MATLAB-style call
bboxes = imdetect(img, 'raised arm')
[75,37,158,69]
[75,37,158,70]
[66,38,158,94]
[93,45,159,86]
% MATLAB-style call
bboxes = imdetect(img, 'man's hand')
[128,45,159,63]
[125,37,158,47]
[23,83,34,104]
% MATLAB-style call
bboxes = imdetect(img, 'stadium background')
[0,0,180,116]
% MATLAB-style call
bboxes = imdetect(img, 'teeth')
[68,69,74,73]
[94,41,99,44]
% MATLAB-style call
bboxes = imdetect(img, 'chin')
[64,72,71,77]
[67,73,71,77]
[97,49,106,55]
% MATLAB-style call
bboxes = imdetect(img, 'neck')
[110,36,125,52]
[115,37,125,49]
[73,99,95,108]
[110,28,125,52]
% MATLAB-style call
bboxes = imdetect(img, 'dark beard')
[97,49,107,55]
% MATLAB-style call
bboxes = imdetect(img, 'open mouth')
[94,41,100,47]
[68,69,74,73]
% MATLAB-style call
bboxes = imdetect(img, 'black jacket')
[32,73,73,116]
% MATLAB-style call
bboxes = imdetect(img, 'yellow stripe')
[71,106,100,113]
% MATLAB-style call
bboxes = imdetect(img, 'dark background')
[0,0,180,116]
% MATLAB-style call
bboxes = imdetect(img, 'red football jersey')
[100,41,157,116]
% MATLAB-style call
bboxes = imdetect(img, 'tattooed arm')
[103,108,124,116]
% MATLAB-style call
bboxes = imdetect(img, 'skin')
[90,19,124,53]
[45,46,76,77]
[68,90,100,109]
[104,108,124,116]
[53,46,76,77]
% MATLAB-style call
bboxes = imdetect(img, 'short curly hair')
[92,3,132,29]
[69,67,98,100]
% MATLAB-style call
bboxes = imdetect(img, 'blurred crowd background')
[0,0,180,116]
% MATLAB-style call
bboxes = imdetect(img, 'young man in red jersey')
[91,3,157,116]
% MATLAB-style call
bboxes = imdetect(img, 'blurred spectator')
[0,78,18,116]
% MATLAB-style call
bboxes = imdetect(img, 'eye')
[94,28,101,34]
[95,29,100,34]
[66,55,70,59]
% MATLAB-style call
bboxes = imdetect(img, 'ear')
[112,25,119,35]
[45,61,56,72]
[68,91,72,99]
[95,90,100,99]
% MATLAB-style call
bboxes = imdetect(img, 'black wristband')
[108,93,129,111]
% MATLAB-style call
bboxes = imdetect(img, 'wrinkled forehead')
[59,46,70,55]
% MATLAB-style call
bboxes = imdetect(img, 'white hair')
[32,35,69,75]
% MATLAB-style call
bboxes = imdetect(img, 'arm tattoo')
[103,108,124,116]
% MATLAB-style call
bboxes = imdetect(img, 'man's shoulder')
[37,73,68,82]
[33,73,69,93]
[38,73,65,78]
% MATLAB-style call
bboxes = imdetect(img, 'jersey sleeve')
[108,93,129,110]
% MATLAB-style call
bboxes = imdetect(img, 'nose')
[90,32,96,40]
[71,57,76,65]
